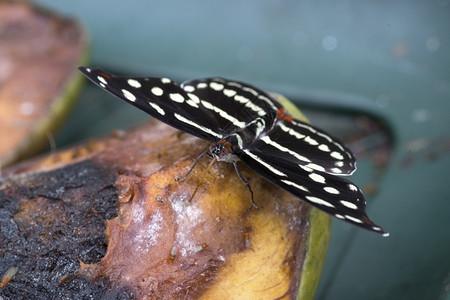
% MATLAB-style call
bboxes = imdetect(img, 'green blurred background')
[34,1,450,299]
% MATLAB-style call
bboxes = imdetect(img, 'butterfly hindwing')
[250,119,356,175]
[181,78,281,134]
[238,147,386,234]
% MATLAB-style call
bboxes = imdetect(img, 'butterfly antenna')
[188,157,217,202]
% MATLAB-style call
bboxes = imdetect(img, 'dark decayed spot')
[0,160,132,299]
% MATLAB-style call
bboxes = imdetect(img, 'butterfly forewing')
[79,67,223,142]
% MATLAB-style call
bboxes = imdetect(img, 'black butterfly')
[79,67,388,236]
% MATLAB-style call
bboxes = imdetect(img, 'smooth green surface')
[298,208,332,300]
[34,1,450,299]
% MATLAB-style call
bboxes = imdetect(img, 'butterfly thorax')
[210,115,271,163]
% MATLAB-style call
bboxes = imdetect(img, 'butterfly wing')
[254,118,357,176]
[180,77,281,134]
[80,67,387,235]
[238,147,387,235]
[79,67,226,142]
[80,67,282,143]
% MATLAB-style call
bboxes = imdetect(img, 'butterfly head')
[210,140,239,163]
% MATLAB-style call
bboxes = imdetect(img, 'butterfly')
[79,67,388,236]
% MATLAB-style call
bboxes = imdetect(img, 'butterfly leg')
[176,151,213,182]
[233,162,258,209]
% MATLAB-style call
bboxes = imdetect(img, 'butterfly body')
[79,67,388,236]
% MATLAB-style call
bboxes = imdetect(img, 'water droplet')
[425,37,440,52]
[412,109,430,123]
[322,35,338,51]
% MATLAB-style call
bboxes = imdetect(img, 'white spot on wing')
[281,180,309,192]
[187,93,200,103]
[309,173,326,184]
[161,78,171,84]
[242,86,258,96]
[290,121,353,169]
[304,136,319,146]
[292,121,317,133]
[174,113,222,138]
[348,184,358,191]
[257,94,279,111]
[331,151,344,160]
[227,81,242,88]
[234,94,249,103]
[201,100,246,128]
[299,165,313,172]
[324,187,340,194]
[305,196,335,208]
[340,200,358,210]
[243,150,287,177]
[183,85,195,92]
[318,144,331,152]
[210,82,224,91]
[278,123,306,140]
[233,95,265,116]
[331,168,343,174]
[149,102,165,115]
[305,163,325,172]
[315,131,333,142]
[186,99,199,108]
[151,87,164,96]
[345,215,363,223]
[223,89,237,97]
[127,79,142,88]
[97,76,107,85]
[170,93,185,103]
[260,136,311,163]
[121,89,136,102]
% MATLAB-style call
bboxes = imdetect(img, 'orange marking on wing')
[277,108,293,122]
[99,72,111,79]
[361,217,372,224]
